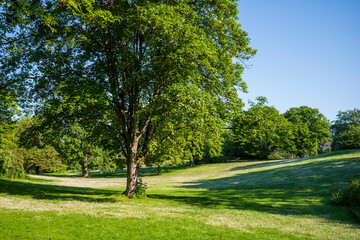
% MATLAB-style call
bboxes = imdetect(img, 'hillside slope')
[1,150,360,239]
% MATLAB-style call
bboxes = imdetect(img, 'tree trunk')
[82,148,89,178]
[35,166,42,174]
[189,160,193,167]
[124,142,139,197]
[82,159,89,178]
[157,164,161,175]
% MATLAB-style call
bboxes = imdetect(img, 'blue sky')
[236,0,360,121]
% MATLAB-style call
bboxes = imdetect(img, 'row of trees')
[228,97,332,160]
[0,117,117,178]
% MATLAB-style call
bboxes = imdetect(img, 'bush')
[347,179,360,219]
[331,189,346,206]
[0,149,25,179]
[332,179,360,220]
[133,178,147,198]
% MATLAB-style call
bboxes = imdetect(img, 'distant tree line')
[227,97,333,160]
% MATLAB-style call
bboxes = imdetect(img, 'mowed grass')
[1,150,360,239]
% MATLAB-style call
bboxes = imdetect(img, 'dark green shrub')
[134,178,147,198]
[331,189,346,206]
[0,149,25,179]
[347,179,360,219]
[350,206,360,220]
[332,179,360,221]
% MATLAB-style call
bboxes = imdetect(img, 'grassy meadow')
[1,150,360,239]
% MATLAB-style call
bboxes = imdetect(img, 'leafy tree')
[22,145,63,174]
[145,122,224,174]
[56,124,116,177]
[1,118,62,178]
[0,122,25,178]
[332,109,360,150]
[4,0,255,196]
[284,106,332,157]
[17,118,64,174]
[232,97,294,159]
[0,0,41,122]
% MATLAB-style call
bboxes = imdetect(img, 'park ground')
[1,150,360,239]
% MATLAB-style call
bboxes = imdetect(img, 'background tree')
[232,97,294,159]
[332,109,360,150]
[56,124,116,177]
[17,118,64,174]
[145,121,224,174]
[5,0,255,196]
[0,122,25,178]
[284,106,332,157]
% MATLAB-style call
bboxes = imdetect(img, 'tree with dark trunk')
[2,0,255,197]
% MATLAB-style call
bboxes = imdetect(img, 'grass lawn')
[1,150,360,239]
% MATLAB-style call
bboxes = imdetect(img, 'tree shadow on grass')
[0,179,121,203]
[149,151,360,225]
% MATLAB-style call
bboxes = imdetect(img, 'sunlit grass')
[1,150,360,239]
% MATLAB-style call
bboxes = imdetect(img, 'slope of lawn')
[1,150,360,239]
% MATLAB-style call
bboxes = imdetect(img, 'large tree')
[3,0,255,196]
[232,97,294,159]
[284,106,332,157]
[332,109,360,150]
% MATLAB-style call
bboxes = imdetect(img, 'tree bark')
[35,166,42,174]
[124,140,139,197]
[82,148,89,178]
[157,164,161,175]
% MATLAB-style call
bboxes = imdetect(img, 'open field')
[1,150,360,239]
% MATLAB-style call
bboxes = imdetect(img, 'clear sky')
[236,0,360,121]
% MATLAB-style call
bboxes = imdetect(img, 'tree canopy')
[332,109,360,150]
[231,97,294,159]
[284,106,332,157]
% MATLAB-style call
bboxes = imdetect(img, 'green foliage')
[133,178,147,199]
[331,189,346,206]
[0,118,66,177]
[232,97,294,159]
[331,178,360,221]
[332,109,360,150]
[0,122,25,178]
[0,148,25,179]
[284,106,332,157]
[23,145,64,173]
[2,0,255,196]
[347,179,360,219]
[18,118,65,173]
[0,93,18,123]
[145,119,225,169]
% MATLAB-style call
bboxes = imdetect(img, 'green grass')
[1,150,360,239]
